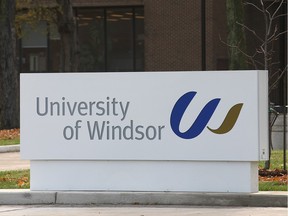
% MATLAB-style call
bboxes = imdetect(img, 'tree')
[16,0,78,72]
[225,0,287,90]
[225,0,287,169]
[226,0,248,70]
[56,0,78,72]
[0,0,79,129]
[0,0,19,129]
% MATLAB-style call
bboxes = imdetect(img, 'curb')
[0,190,287,207]
[0,145,20,153]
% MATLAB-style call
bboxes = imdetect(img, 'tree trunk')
[56,0,78,72]
[226,0,247,70]
[0,0,19,129]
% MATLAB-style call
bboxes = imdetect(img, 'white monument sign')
[21,71,268,192]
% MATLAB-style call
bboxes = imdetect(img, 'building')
[17,0,287,105]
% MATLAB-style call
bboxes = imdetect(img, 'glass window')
[18,7,144,73]
[77,7,144,72]
[78,9,105,72]
[135,8,144,71]
[21,21,48,72]
[107,8,134,72]
[48,23,61,72]
[22,21,48,48]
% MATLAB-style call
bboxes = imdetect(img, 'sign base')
[30,161,258,192]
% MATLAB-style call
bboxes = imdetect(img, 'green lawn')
[0,138,20,146]
[259,181,287,191]
[0,170,30,189]
[258,150,287,191]
[258,150,288,170]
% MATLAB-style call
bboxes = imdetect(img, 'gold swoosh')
[207,103,243,134]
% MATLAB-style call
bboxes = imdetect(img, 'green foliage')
[15,0,60,37]
[0,170,30,189]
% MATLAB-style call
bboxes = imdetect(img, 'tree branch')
[273,13,288,20]
[219,35,263,69]
[269,65,288,93]
[268,29,288,43]
[236,21,264,42]
[267,25,278,42]
[271,0,285,20]
[244,1,264,13]
[266,0,278,11]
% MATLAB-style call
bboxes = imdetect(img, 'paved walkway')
[0,205,287,216]
[0,152,30,171]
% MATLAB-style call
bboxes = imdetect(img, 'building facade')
[18,0,287,104]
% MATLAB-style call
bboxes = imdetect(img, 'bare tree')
[243,0,287,92]
[243,0,287,169]
[0,0,19,129]
[224,0,287,169]
[225,0,287,91]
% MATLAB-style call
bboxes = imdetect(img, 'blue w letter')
[170,91,220,139]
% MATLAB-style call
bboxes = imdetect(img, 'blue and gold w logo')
[170,91,243,139]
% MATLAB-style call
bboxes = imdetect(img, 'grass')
[0,170,30,189]
[0,138,20,146]
[0,128,20,146]
[258,150,287,191]
[258,150,288,170]
[259,181,287,191]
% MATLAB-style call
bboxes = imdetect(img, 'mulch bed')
[259,169,287,177]
[259,169,287,184]
[0,128,20,140]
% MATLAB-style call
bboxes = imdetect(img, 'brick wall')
[144,0,202,71]
[206,0,229,70]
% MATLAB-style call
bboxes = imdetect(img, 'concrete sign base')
[30,161,258,192]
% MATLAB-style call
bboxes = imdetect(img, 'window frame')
[76,6,144,72]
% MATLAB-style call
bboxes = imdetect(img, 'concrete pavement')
[0,205,287,216]
[0,189,287,207]
[0,145,29,171]
[0,145,20,153]
[0,152,30,171]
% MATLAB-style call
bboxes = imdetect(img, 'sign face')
[20,71,268,161]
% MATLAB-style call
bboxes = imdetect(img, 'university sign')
[35,96,165,141]
[21,71,268,192]
[33,91,242,141]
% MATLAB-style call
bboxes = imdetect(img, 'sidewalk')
[0,149,30,171]
[0,205,287,216]
[0,144,20,153]
[0,189,287,207]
